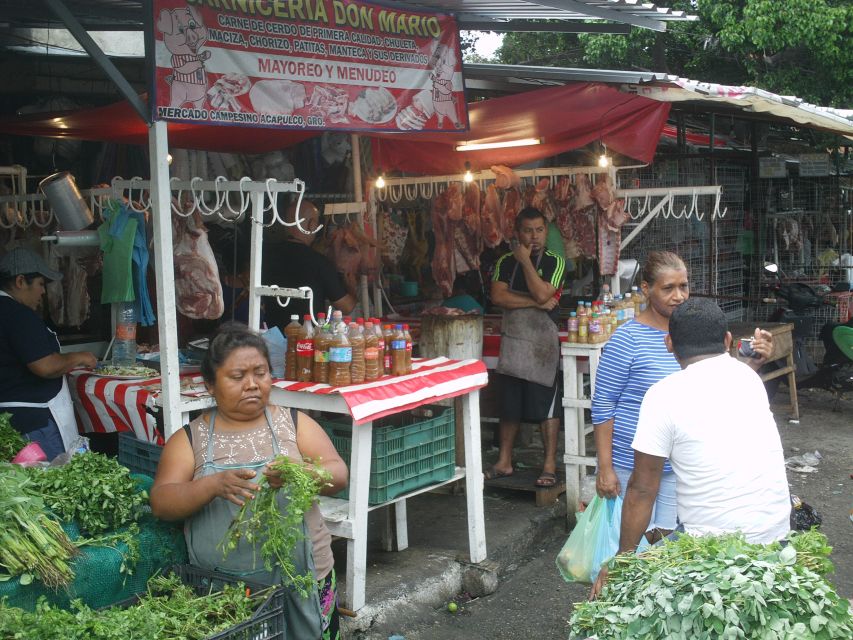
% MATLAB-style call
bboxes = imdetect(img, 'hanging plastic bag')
[556,494,623,583]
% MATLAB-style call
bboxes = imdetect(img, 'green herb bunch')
[0,463,78,588]
[27,452,148,534]
[0,572,269,639]
[219,455,332,597]
[0,412,27,462]
[570,531,853,639]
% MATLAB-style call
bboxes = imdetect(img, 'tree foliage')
[495,0,852,107]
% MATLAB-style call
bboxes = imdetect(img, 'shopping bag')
[555,495,623,583]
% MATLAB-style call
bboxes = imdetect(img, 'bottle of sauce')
[589,313,602,344]
[296,315,315,382]
[313,315,331,384]
[349,322,366,384]
[383,324,394,375]
[578,313,589,344]
[328,324,352,387]
[391,324,408,376]
[284,314,301,380]
[364,321,380,381]
[371,318,385,375]
[403,323,413,373]
[576,301,586,317]
[567,312,579,343]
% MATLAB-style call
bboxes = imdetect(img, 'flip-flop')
[483,466,513,481]
[535,472,557,488]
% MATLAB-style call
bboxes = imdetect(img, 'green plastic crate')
[320,405,455,504]
[118,432,162,477]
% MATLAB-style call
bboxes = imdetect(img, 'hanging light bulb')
[463,161,473,183]
[375,174,385,189]
[597,142,611,168]
[166,153,173,165]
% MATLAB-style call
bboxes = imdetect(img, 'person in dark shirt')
[0,248,97,459]
[262,200,355,330]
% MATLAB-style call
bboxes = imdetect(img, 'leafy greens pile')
[0,412,27,462]
[570,531,853,640]
[219,455,331,597]
[0,572,269,639]
[27,451,148,534]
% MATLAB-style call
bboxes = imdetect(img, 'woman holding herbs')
[151,323,348,640]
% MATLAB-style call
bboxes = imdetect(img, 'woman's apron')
[495,251,560,388]
[185,408,323,639]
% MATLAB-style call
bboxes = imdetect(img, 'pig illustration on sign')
[428,43,463,129]
[157,6,210,109]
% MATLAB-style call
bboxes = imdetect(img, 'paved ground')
[347,387,851,639]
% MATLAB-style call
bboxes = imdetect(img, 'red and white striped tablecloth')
[273,356,488,424]
[68,357,488,440]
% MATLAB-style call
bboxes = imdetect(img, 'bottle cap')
[317,313,326,320]
[395,324,403,330]
[290,314,299,321]
[357,318,364,325]
[344,316,352,323]
[303,314,311,320]
[570,311,576,317]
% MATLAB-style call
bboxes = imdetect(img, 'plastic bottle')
[567,311,579,342]
[403,324,413,374]
[364,321,380,381]
[391,324,408,376]
[296,315,315,382]
[283,314,301,380]
[576,301,586,317]
[349,322,366,384]
[585,301,593,317]
[578,313,589,344]
[632,285,646,314]
[371,318,385,376]
[112,301,137,367]
[624,293,635,321]
[313,318,332,384]
[383,324,394,375]
[601,284,613,308]
[589,312,602,344]
[328,324,352,387]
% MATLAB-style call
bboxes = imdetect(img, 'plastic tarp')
[0,83,668,167]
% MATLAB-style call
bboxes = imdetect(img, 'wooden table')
[728,321,797,420]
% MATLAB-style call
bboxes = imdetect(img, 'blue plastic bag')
[555,494,623,583]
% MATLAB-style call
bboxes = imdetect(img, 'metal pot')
[39,171,94,231]
[419,314,483,360]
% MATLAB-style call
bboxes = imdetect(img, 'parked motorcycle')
[762,264,853,404]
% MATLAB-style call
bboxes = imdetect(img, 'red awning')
[371,83,670,173]
[0,82,669,166]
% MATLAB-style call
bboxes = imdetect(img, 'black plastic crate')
[112,564,284,640]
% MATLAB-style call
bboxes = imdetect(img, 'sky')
[473,31,504,60]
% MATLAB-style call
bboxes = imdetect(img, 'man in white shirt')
[591,297,790,598]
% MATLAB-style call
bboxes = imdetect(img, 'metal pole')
[351,133,370,317]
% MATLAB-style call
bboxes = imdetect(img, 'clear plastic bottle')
[330,310,345,335]
[391,324,408,376]
[313,318,332,384]
[631,285,646,314]
[383,324,394,375]
[349,322,366,384]
[567,312,579,343]
[296,315,315,382]
[328,324,352,387]
[283,314,301,380]
[614,295,625,325]
[112,301,137,367]
[624,293,635,321]
[601,284,614,308]
[364,321,380,381]
[402,324,413,374]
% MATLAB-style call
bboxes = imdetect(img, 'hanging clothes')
[99,202,137,303]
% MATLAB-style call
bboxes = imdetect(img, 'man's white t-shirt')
[632,353,790,543]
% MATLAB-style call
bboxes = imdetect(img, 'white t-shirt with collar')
[632,353,790,543]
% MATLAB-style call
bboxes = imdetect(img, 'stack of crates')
[118,432,163,477]
[319,404,456,504]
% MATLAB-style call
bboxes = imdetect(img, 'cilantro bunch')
[570,531,853,639]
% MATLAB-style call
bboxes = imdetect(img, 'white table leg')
[380,507,393,552]
[344,419,372,611]
[461,391,486,563]
[563,353,581,513]
[395,500,408,551]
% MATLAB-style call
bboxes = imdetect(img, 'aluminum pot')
[39,171,94,231]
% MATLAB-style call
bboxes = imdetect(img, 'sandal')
[535,472,557,488]
[483,466,513,481]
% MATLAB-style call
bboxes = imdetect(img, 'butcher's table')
[68,357,489,611]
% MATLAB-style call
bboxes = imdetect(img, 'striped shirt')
[591,319,678,472]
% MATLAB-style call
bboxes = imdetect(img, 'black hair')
[201,322,271,385]
[0,272,41,291]
[668,298,728,361]
[514,206,546,231]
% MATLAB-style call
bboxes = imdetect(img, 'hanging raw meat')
[463,182,481,236]
[430,188,456,297]
[173,211,224,320]
[573,174,595,209]
[591,174,616,211]
[453,224,480,273]
[328,223,376,293]
[502,188,521,240]
[491,165,521,190]
[554,176,576,257]
[481,184,504,248]
[528,178,557,222]
[567,175,597,259]
[445,183,463,221]
[599,215,621,276]
[379,208,408,269]
[404,209,430,280]
[602,200,630,233]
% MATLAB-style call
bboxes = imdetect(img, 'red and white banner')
[151,0,468,132]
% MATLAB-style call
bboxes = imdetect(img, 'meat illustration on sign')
[249,80,307,115]
[173,211,224,319]
[395,89,434,131]
[157,6,210,110]
[207,73,251,112]
[350,87,397,124]
[308,85,350,123]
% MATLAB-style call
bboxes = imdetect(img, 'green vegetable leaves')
[0,412,27,462]
[569,532,853,640]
